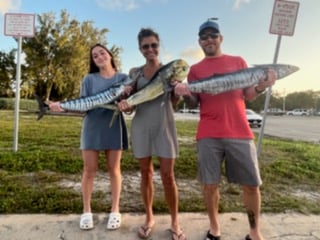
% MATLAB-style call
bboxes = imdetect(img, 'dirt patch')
[59,171,202,211]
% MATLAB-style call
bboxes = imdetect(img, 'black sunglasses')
[141,43,159,50]
[199,33,220,41]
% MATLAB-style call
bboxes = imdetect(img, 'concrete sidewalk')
[1,212,319,240]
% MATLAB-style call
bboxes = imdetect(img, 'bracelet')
[255,86,265,94]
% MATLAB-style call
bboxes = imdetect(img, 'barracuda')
[188,64,299,95]
[36,76,132,120]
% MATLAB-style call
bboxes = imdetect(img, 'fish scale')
[119,59,189,107]
[103,59,190,127]
[188,64,299,95]
[36,76,131,120]
[59,84,125,111]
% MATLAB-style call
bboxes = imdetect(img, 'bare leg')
[159,157,183,235]
[81,150,99,213]
[242,185,264,240]
[139,157,155,228]
[203,183,221,237]
[105,150,122,213]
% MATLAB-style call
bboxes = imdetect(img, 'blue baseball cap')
[198,19,220,35]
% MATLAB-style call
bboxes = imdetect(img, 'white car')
[179,108,190,113]
[189,108,200,114]
[261,108,285,116]
[246,109,263,128]
[286,109,310,116]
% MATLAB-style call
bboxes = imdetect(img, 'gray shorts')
[197,138,262,186]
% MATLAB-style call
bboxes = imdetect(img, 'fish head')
[274,64,300,80]
[167,59,189,85]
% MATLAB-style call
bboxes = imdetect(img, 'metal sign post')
[4,13,35,152]
[257,0,299,156]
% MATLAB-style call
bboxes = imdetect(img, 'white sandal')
[80,213,94,230]
[107,212,121,230]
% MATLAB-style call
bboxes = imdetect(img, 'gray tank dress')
[80,72,128,151]
[130,68,178,158]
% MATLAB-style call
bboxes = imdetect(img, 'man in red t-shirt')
[174,19,276,240]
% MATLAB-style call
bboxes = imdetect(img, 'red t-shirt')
[188,54,254,140]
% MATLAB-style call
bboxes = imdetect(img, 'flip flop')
[170,229,187,240]
[245,234,252,240]
[205,230,221,240]
[138,225,153,239]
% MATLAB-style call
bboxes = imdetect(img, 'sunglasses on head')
[199,33,220,41]
[141,43,159,50]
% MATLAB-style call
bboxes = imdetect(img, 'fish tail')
[35,95,49,120]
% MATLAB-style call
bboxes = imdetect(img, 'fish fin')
[99,104,118,110]
[35,95,49,120]
[109,110,120,128]
[251,64,275,68]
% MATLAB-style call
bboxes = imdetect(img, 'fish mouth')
[292,66,300,72]
[173,59,189,77]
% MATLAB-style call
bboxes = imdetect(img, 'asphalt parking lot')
[174,113,320,144]
[253,115,320,143]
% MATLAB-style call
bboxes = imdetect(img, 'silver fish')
[60,85,125,111]
[188,64,299,95]
[36,76,132,120]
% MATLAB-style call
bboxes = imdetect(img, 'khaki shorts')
[197,138,262,186]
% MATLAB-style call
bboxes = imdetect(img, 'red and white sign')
[4,13,35,37]
[269,0,299,36]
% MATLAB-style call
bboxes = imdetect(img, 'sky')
[0,0,319,95]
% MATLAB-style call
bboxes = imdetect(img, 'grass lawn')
[0,109,319,214]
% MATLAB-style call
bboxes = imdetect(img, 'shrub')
[0,98,38,111]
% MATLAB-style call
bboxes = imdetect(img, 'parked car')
[179,108,190,113]
[260,108,285,116]
[286,109,310,116]
[189,108,200,114]
[246,109,263,128]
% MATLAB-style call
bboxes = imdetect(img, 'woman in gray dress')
[117,29,186,240]
[50,44,129,231]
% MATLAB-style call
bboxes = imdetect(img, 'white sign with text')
[269,0,299,36]
[4,13,35,37]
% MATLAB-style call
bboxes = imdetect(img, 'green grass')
[0,109,319,214]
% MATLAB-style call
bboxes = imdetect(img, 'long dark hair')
[89,43,117,73]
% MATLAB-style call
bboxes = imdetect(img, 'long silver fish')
[188,64,299,95]
[36,76,132,120]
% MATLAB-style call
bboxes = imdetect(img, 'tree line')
[1,10,319,112]
[246,90,320,113]
[0,10,122,102]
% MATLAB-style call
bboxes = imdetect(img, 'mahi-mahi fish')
[36,75,132,120]
[101,59,189,126]
[101,59,189,111]
[188,64,299,95]
[122,59,189,106]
